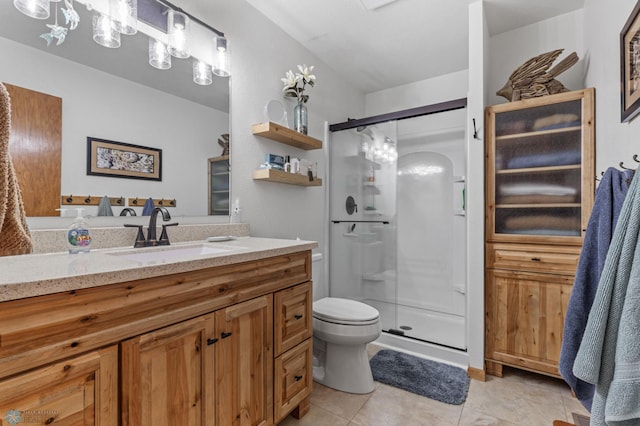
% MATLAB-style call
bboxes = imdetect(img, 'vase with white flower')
[281,64,316,135]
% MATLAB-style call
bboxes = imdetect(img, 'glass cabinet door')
[486,90,594,243]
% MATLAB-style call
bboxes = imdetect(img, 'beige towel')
[0,83,33,256]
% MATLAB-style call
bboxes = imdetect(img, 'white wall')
[489,10,585,107]
[365,70,469,116]
[190,1,366,254]
[466,0,488,374]
[0,37,228,217]
[583,0,639,171]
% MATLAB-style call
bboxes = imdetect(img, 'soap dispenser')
[67,208,92,254]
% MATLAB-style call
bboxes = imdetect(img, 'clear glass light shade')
[193,60,212,85]
[93,14,121,48]
[110,0,137,35]
[167,10,190,58]
[13,0,50,19]
[212,36,230,77]
[149,38,171,69]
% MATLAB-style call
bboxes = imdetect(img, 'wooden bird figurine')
[497,49,579,102]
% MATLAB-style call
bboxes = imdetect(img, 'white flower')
[281,64,317,103]
[281,70,300,89]
[297,64,316,86]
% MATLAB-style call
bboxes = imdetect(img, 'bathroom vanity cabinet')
[0,249,313,425]
[484,89,595,378]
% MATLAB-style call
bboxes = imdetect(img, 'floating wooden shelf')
[252,122,322,150]
[252,169,322,186]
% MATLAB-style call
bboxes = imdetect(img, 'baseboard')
[467,366,485,381]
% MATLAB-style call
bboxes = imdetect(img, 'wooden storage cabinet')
[273,282,313,423]
[208,155,230,215]
[0,345,118,425]
[484,89,594,378]
[0,250,312,425]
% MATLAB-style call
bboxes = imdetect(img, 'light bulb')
[13,0,50,19]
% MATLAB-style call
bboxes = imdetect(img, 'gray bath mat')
[369,349,470,405]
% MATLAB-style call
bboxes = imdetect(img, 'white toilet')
[311,254,382,394]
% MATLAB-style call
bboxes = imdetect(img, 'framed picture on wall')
[87,137,162,181]
[621,0,640,122]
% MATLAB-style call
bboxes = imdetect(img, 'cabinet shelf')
[496,164,581,175]
[252,122,322,150]
[253,169,322,186]
[495,126,581,141]
[496,203,581,209]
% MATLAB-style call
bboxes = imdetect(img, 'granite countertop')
[0,237,317,303]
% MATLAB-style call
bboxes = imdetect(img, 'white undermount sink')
[109,243,243,263]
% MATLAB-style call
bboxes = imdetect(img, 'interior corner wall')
[488,10,585,107]
[583,0,639,171]
[193,1,366,255]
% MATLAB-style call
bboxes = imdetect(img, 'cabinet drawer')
[274,339,313,423]
[487,243,580,274]
[274,282,313,356]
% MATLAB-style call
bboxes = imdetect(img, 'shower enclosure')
[328,105,468,351]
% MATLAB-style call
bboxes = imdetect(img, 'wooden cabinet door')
[274,282,312,356]
[485,269,573,376]
[0,345,117,426]
[215,295,273,426]
[121,314,215,426]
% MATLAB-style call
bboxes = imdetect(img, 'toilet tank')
[312,252,326,301]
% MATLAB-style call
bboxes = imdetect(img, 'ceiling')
[246,0,586,94]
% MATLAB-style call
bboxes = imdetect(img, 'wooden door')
[4,83,62,217]
[215,295,273,426]
[485,269,573,376]
[0,345,118,425]
[121,314,216,426]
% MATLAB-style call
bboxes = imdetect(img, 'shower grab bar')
[331,220,389,224]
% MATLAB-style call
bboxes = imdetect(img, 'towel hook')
[66,195,73,203]
[472,118,479,140]
[84,195,92,204]
[634,154,639,163]
[620,161,634,170]
[132,198,139,205]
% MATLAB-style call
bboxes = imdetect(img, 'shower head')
[356,126,375,140]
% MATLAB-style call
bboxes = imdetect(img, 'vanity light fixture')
[193,59,212,85]
[111,0,137,35]
[167,9,190,58]
[14,0,50,19]
[149,37,171,69]
[212,36,230,77]
[92,12,121,48]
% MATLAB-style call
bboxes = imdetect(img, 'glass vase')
[293,100,308,135]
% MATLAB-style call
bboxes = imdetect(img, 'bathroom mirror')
[0,0,230,223]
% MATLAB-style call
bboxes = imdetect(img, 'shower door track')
[328,97,467,132]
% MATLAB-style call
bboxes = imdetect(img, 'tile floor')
[279,344,591,426]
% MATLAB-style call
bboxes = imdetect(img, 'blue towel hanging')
[142,197,155,216]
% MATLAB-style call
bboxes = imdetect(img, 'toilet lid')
[313,297,379,323]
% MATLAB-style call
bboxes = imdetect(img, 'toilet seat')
[313,297,379,326]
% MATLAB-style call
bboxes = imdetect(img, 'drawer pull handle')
[207,338,218,346]
[221,332,232,339]
[294,375,303,381]
[531,257,541,262]
[294,314,303,320]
